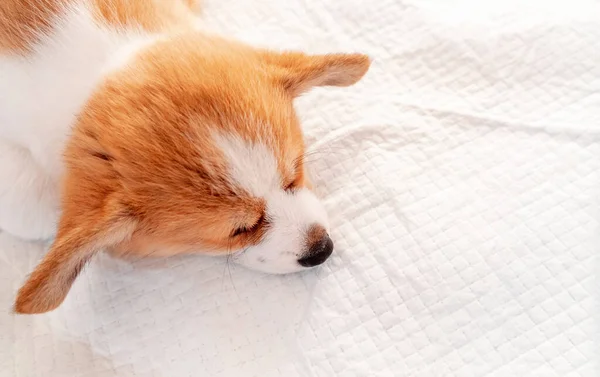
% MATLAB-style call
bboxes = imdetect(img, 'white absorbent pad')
[1,0,599,376]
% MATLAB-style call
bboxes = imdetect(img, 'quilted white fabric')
[1,0,599,376]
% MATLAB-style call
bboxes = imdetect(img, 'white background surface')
[1,0,599,376]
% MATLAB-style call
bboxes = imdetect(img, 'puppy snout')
[298,225,334,267]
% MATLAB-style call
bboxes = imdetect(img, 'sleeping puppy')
[0,0,370,314]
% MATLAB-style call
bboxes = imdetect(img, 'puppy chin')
[233,250,309,275]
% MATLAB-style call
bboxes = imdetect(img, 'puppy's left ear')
[14,194,136,314]
[263,52,371,96]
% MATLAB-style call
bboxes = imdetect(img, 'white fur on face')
[214,133,329,274]
[235,189,329,273]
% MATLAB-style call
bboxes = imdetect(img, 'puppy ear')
[14,200,135,314]
[263,52,371,95]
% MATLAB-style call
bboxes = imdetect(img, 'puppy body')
[1,2,160,240]
[0,0,370,313]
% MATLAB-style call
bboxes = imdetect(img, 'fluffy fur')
[0,0,370,314]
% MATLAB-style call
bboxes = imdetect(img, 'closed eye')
[284,156,304,192]
[284,180,298,192]
[230,212,266,238]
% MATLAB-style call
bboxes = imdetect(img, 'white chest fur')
[0,4,148,177]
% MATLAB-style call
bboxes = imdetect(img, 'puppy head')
[14,34,370,314]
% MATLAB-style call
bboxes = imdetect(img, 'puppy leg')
[0,140,59,240]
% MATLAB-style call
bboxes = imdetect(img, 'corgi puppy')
[0,0,370,314]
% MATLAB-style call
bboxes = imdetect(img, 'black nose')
[298,235,334,267]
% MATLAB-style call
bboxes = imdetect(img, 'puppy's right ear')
[14,198,135,314]
[261,51,371,96]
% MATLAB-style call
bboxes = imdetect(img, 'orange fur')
[91,0,196,31]
[11,0,370,314]
[0,0,197,53]
[0,0,72,52]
